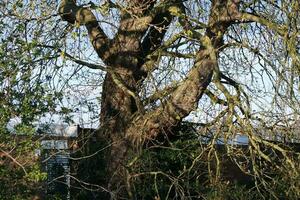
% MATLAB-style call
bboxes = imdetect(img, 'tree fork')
[58,0,241,197]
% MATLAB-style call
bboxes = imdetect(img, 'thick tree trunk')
[58,0,241,198]
[99,69,140,193]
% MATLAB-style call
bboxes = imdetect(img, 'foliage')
[0,135,46,199]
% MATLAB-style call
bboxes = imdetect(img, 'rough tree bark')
[58,0,241,197]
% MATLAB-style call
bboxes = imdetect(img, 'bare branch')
[58,0,111,60]
[236,12,288,36]
[0,148,27,175]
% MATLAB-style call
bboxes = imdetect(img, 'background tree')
[0,0,299,199]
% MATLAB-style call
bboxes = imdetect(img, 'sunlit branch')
[204,89,228,106]
[58,0,111,59]
[236,12,288,37]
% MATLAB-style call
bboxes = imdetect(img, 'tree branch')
[235,12,288,37]
[204,89,228,106]
[0,148,27,175]
[143,82,179,106]
[141,0,185,56]
[58,0,111,60]
[125,0,241,143]
[125,37,216,143]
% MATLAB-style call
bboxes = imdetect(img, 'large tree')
[1,0,300,199]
